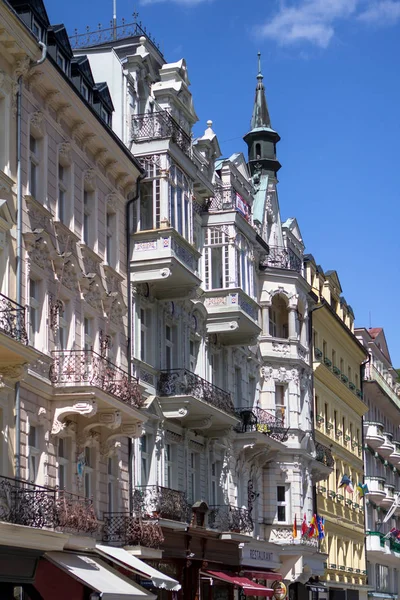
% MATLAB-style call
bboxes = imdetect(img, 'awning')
[306,584,328,593]
[243,571,283,581]
[45,552,156,600]
[96,544,181,591]
[205,571,274,597]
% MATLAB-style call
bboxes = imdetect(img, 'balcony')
[131,111,191,157]
[50,350,143,410]
[366,531,386,554]
[204,288,261,346]
[131,228,201,298]
[381,484,396,509]
[390,442,400,464]
[234,406,289,443]
[364,422,385,449]
[260,246,303,274]
[365,363,400,408]
[364,476,386,502]
[208,505,253,534]
[260,337,309,365]
[0,293,38,371]
[204,186,252,223]
[379,432,395,458]
[102,513,164,549]
[0,476,97,534]
[133,485,191,524]
[157,369,238,430]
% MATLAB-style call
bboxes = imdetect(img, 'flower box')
[324,357,332,368]
[341,374,349,384]
[315,348,323,360]
[326,423,334,431]
[333,366,341,376]
[356,389,363,398]
[349,382,356,390]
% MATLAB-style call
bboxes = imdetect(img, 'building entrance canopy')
[204,570,274,597]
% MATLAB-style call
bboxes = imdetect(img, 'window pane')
[277,486,285,502]
[277,506,286,521]
[29,426,36,448]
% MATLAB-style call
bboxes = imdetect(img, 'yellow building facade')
[305,257,369,600]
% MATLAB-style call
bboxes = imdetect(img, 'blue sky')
[46,0,400,366]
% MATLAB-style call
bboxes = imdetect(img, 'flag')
[384,528,400,539]
[338,475,353,492]
[301,514,308,536]
[292,515,297,539]
[357,483,369,497]
[308,514,317,538]
[317,515,325,540]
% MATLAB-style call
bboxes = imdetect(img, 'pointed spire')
[251,52,271,130]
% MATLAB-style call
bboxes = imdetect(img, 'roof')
[368,327,383,339]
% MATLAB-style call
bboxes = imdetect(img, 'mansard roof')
[71,55,95,86]
[94,82,114,112]
[8,0,50,26]
[48,24,73,58]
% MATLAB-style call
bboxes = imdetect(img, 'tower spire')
[251,51,271,130]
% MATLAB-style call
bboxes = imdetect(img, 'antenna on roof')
[369,311,372,328]
[112,0,117,40]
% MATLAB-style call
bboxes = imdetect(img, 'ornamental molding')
[84,169,96,190]
[100,439,122,459]
[52,400,98,435]
[165,430,183,444]
[0,364,28,382]
[14,55,31,79]
[25,196,53,233]
[82,411,122,434]
[106,193,119,212]
[100,423,143,452]
[186,416,213,431]
[29,111,44,135]
[58,142,72,164]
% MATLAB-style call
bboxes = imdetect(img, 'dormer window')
[100,105,110,126]
[57,53,67,72]
[32,19,42,40]
[81,83,89,101]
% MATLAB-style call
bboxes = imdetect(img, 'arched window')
[255,143,261,159]
[269,294,289,338]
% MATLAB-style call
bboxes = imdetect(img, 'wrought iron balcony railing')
[261,246,302,274]
[131,111,191,157]
[234,406,289,442]
[49,349,144,409]
[315,442,335,468]
[102,512,164,548]
[0,476,98,533]
[0,293,28,344]
[204,186,251,222]
[208,504,253,534]
[133,485,191,523]
[158,369,235,416]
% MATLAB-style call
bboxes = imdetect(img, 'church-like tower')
[243,53,281,177]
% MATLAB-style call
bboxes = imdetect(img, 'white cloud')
[357,0,400,24]
[259,0,400,47]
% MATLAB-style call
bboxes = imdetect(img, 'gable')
[370,328,392,363]
[229,153,250,179]
[325,270,342,296]
[282,217,303,243]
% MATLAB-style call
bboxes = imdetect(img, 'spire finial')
[257,51,263,80]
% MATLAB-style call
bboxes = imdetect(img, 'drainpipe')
[126,174,144,513]
[15,41,47,480]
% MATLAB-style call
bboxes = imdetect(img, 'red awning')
[243,571,283,581]
[205,571,274,597]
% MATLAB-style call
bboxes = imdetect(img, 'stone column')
[288,307,297,339]
[261,304,270,335]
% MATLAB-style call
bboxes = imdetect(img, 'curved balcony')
[390,442,400,465]
[0,475,97,534]
[50,349,143,411]
[234,406,289,443]
[208,505,253,534]
[102,513,164,549]
[157,369,238,430]
[132,485,191,524]
[204,288,261,346]
[364,422,385,449]
[366,531,386,554]
[379,432,395,458]
[365,476,386,502]
[381,484,396,508]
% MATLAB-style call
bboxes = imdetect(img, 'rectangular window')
[277,486,287,522]
[276,385,286,422]
[83,190,93,245]
[81,82,89,100]
[165,325,177,370]
[248,376,256,407]
[28,425,40,483]
[58,162,70,225]
[107,457,117,512]
[332,349,336,367]
[235,367,242,406]
[106,211,116,267]
[58,300,69,350]
[83,317,93,351]
[165,443,174,488]
[211,461,220,506]
[84,446,94,499]
[58,437,69,491]
[29,278,40,345]
[376,565,390,592]
[189,339,199,373]
[323,340,327,359]
[324,402,329,433]
[140,308,152,364]
[29,135,39,198]
[188,451,197,503]
[140,435,150,485]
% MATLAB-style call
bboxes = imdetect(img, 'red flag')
[308,514,316,538]
[301,513,308,536]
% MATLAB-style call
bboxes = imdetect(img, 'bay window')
[169,164,191,239]
[204,226,229,290]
